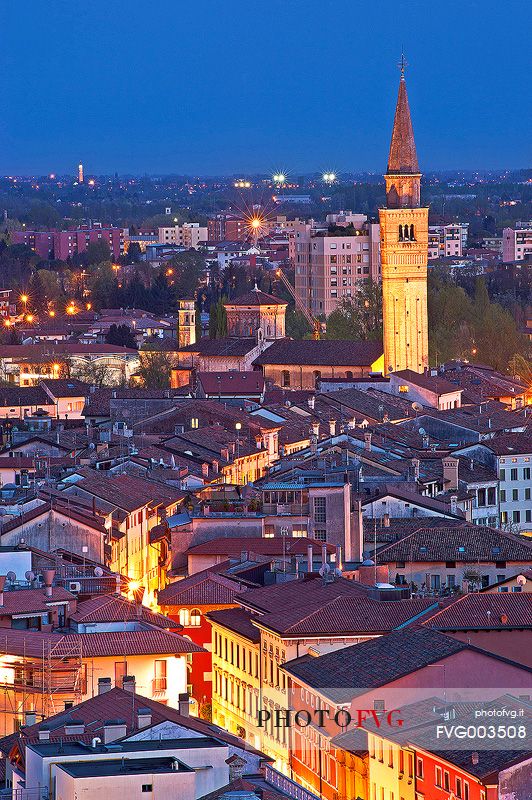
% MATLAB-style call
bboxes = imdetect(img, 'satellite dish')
[516,575,527,586]
[412,402,423,412]
[318,564,331,577]
[361,559,375,567]
[25,570,35,582]
[418,427,426,436]
[6,571,16,582]
[94,566,104,577]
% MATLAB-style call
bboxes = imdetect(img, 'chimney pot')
[122,675,136,694]
[98,677,112,695]
[178,692,190,717]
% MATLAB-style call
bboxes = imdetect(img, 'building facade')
[379,67,429,375]
[12,226,123,261]
[428,223,469,259]
[158,223,207,249]
[502,225,532,262]
[292,217,381,317]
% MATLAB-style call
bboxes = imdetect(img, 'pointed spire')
[387,63,419,175]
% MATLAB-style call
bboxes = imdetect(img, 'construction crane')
[275,267,322,340]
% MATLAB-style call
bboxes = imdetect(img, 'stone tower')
[379,63,429,375]
[178,299,196,348]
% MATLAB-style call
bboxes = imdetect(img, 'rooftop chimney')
[321,543,328,569]
[364,432,372,451]
[178,692,190,717]
[0,575,5,607]
[103,719,127,744]
[411,458,420,481]
[43,569,55,598]
[383,513,390,528]
[24,709,37,727]
[329,419,336,437]
[98,677,112,695]
[122,675,136,694]
[137,708,153,729]
[450,495,458,514]
[307,542,314,573]
[38,727,50,741]
[307,396,315,410]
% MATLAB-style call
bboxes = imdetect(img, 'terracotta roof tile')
[253,339,382,367]
[376,526,532,563]
[71,595,177,628]
[424,593,532,630]
[206,608,261,643]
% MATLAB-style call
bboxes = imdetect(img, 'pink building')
[502,225,532,262]
[291,215,381,317]
[12,225,123,261]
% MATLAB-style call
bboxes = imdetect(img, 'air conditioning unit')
[68,581,82,593]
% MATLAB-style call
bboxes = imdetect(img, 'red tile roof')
[0,687,267,760]
[196,371,265,395]
[424,593,532,630]
[71,595,178,628]
[0,501,107,535]
[0,587,74,615]
[237,574,368,614]
[207,608,261,643]
[187,537,335,558]
[253,339,383,367]
[376,526,532,563]
[0,628,203,658]
[158,566,245,606]
[74,474,186,512]
[254,596,438,637]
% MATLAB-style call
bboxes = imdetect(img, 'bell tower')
[379,58,429,375]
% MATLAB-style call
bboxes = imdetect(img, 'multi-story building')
[454,434,532,533]
[0,289,13,319]
[158,222,207,249]
[428,222,469,259]
[502,224,532,262]
[291,216,381,317]
[12,225,123,261]
[207,214,249,242]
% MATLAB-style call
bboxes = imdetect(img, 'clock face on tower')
[379,68,429,375]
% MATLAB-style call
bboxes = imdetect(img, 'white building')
[158,223,207,250]
[428,223,469,259]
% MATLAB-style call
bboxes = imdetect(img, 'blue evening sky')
[1,0,530,175]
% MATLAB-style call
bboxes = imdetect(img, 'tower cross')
[398,52,407,78]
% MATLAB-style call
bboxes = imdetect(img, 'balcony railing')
[152,677,167,693]
[264,765,320,800]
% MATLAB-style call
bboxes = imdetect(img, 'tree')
[126,241,142,263]
[209,296,227,338]
[86,240,111,266]
[105,324,138,349]
[136,351,173,388]
[149,270,176,314]
[89,262,120,310]
[326,280,382,341]
[285,309,312,340]
[165,250,205,298]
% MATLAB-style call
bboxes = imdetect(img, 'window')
[281,370,290,388]
[114,660,127,688]
[513,489,519,501]
[444,771,450,791]
[313,370,321,384]
[435,766,442,787]
[178,608,190,626]
[314,497,326,523]
[525,488,531,500]
[513,510,521,524]
[154,659,167,691]
[314,529,327,541]
[487,487,496,505]
[511,468,518,481]
[416,757,424,779]
[525,467,531,480]
[345,371,353,380]
[456,777,463,798]
[142,786,153,793]
[500,490,506,502]
[190,608,201,626]
[499,468,506,480]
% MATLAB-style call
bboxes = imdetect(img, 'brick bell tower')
[379,57,429,375]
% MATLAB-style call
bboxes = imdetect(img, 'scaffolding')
[0,634,83,735]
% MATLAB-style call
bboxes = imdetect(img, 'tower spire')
[387,59,418,175]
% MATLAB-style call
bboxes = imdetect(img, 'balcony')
[262,503,310,516]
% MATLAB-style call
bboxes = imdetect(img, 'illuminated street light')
[3,319,12,328]
[273,172,286,186]
[25,314,34,323]
[250,218,261,230]
[49,310,56,318]
[322,172,337,185]
[66,302,77,315]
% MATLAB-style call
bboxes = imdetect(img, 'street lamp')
[20,294,28,313]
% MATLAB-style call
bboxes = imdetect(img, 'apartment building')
[158,222,207,249]
[290,215,381,317]
[502,224,532,262]
[12,225,123,260]
[428,223,469,259]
